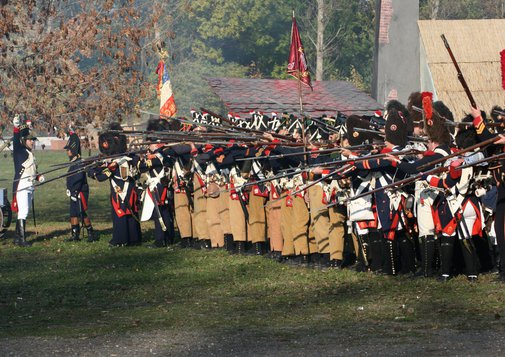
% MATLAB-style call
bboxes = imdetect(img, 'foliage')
[0,1,168,131]
[420,0,505,19]
[185,0,294,77]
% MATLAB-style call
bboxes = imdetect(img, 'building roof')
[419,19,505,119]
[205,77,382,118]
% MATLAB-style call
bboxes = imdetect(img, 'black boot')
[192,238,202,250]
[399,233,416,275]
[316,253,330,269]
[416,235,435,278]
[254,242,265,255]
[355,234,369,272]
[65,225,81,242]
[439,235,455,281]
[86,226,99,242]
[14,219,31,247]
[180,237,191,248]
[330,259,343,269]
[299,254,310,267]
[382,239,398,276]
[202,239,212,250]
[188,237,197,248]
[461,238,479,281]
[369,232,383,273]
[236,241,246,255]
[224,234,235,253]
[491,245,500,273]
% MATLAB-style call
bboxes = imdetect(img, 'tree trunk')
[316,0,325,81]
[430,0,440,19]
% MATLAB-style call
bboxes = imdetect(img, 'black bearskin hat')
[455,114,477,149]
[433,101,455,135]
[146,117,171,141]
[422,93,452,145]
[385,109,408,147]
[491,105,504,122]
[346,115,381,146]
[386,99,412,135]
[99,122,127,155]
[64,132,81,157]
[407,91,423,129]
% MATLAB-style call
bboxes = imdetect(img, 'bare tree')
[0,0,174,131]
[428,0,440,19]
[298,0,342,81]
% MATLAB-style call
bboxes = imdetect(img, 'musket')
[220,167,305,193]
[49,148,148,169]
[230,149,418,195]
[441,34,477,108]
[314,148,421,168]
[235,144,375,161]
[266,164,354,206]
[149,186,167,232]
[200,107,297,143]
[417,136,500,170]
[236,186,249,223]
[353,127,428,143]
[344,150,505,204]
[457,151,505,170]
[31,195,36,228]
[0,138,12,153]
[341,165,447,205]
[307,117,341,133]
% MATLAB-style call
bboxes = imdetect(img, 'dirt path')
[2,326,505,356]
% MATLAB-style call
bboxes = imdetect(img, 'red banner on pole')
[287,16,312,89]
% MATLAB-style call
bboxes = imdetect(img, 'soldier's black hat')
[455,114,478,149]
[423,93,452,145]
[346,115,381,146]
[64,132,81,157]
[407,91,423,128]
[20,126,37,147]
[385,109,408,147]
[99,122,127,155]
[386,99,412,135]
[146,117,171,141]
[433,101,455,135]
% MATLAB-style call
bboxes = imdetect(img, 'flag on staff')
[155,59,177,118]
[287,15,312,89]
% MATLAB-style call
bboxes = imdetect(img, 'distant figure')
[11,115,44,247]
[64,129,99,243]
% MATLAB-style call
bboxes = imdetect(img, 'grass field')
[1,151,505,355]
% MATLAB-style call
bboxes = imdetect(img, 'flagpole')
[298,74,306,145]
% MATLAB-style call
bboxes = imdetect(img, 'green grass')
[1,151,505,340]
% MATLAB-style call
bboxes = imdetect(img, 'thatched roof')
[418,19,505,119]
[206,77,382,118]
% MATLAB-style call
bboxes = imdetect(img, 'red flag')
[287,16,312,89]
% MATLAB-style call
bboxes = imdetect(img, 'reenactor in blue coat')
[64,130,99,242]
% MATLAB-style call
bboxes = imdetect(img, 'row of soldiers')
[8,92,505,282]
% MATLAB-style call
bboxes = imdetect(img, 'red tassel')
[422,95,433,122]
[501,50,505,90]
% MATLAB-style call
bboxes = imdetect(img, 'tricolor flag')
[156,60,177,118]
[287,15,312,89]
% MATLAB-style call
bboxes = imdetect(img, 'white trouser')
[458,201,479,240]
[417,189,438,237]
[16,190,33,220]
